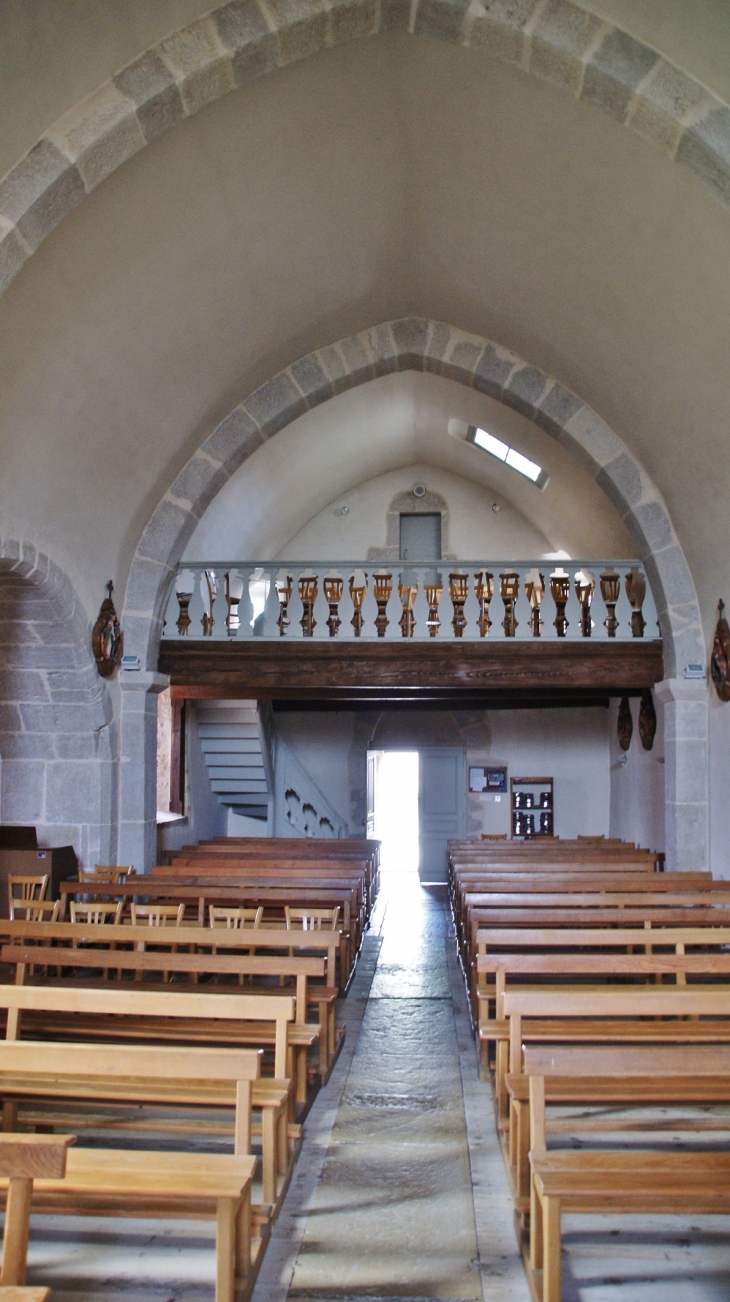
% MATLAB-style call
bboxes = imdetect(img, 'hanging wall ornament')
[617,695,633,752]
[638,689,656,751]
[92,581,123,678]
[711,600,730,702]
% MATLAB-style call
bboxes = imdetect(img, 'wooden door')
[418,747,466,884]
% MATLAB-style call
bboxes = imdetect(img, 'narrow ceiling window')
[467,426,549,489]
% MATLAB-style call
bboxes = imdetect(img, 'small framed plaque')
[469,766,507,793]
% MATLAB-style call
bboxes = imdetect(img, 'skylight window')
[468,426,549,489]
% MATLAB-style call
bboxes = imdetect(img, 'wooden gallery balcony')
[158,561,663,707]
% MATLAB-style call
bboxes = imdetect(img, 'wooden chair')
[130,903,185,927]
[0,1135,74,1287]
[7,879,48,922]
[210,907,263,984]
[285,906,340,932]
[6,902,60,925]
[91,865,135,882]
[69,901,124,926]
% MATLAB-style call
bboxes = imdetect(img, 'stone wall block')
[379,0,410,33]
[632,499,675,553]
[666,622,705,678]
[469,0,538,62]
[290,352,333,407]
[505,364,549,418]
[630,61,708,158]
[529,0,602,96]
[330,0,377,47]
[0,224,28,296]
[46,84,145,193]
[267,0,328,64]
[427,321,452,361]
[121,614,164,667]
[214,0,278,84]
[245,371,307,439]
[672,801,708,872]
[203,406,263,474]
[45,761,102,824]
[114,52,186,144]
[338,334,374,381]
[159,20,236,116]
[169,457,228,517]
[448,340,483,375]
[0,668,49,701]
[0,140,85,253]
[415,0,470,45]
[676,105,730,206]
[317,344,350,393]
[0,734,55,760]
[19,702,98,734]
[122,557,174,620]
[0,760,45,822]
[392,317,430,366]
[136,500,194,566]
[0,704,22,731]
[54,733,102,759]
[534,381,583,438]
[582,27,659,123]
[651,545,699,613]
[663,699,708,746]
[472,343,514,398]
[363,324,397,376]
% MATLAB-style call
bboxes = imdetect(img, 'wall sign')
[469,766,507,793]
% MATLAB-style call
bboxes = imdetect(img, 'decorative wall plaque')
[638,689,656,751]
[92,581,123,678]
[711,600,730,702]
[617,695,633,751]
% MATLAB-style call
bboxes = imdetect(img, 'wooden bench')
[524,1043,730,1302]
[0,987,293,1209]
[0,1135,73,1287]
[1,942,342,1081]
[0,1041,259,1302]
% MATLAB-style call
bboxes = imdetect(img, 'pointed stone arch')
[2,2,730,300]
[120,317,707,873]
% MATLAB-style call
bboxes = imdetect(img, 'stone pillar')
[654,678,709,872]
[117,671,168,874]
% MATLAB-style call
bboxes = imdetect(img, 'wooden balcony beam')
[159,638,663,703]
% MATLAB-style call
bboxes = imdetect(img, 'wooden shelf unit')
[510,775,554,839]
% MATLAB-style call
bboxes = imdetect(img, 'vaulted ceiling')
[0,1,728,645]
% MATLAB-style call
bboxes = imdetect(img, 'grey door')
[400,513,442,560]
[418,747,466,883]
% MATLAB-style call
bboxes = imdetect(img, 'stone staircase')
[195,699,274,822]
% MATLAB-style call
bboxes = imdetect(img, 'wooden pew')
[0,1135,73,1287]
[0,1041,258,1302]
[0,987,293,1209]
[1,943,342,1082]
[524,1043,730,1302]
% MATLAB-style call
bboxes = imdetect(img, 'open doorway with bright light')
[368,751,419,873]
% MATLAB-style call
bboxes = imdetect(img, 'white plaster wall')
[274,713,353,830]
[608,696,665,854]
[277,464,551,561]
[228,810,269,837]
[468,709,611,841]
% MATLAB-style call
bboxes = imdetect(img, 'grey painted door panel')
[418,747,466,884]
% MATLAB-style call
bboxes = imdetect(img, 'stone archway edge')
[126,316,704,682]
[1,0,730,299]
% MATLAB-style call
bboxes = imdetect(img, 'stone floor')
[18,872,730,1300]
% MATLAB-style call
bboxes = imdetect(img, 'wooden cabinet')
[0,846,78,917]
[510,776,553,839]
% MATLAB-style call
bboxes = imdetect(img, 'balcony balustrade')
[162,560,659,644]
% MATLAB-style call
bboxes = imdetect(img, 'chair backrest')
[130,902,185,927]
[8,875,48,918]
[70,900,124,925]
[481,833,508,840]
[10,899,61,924]
[285,905,341,932]
[93,864,135,882]
[209,905,263,930]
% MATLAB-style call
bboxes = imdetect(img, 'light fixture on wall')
[492,503,500,512]
[340,505,350,515]
[413,484,426,498]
